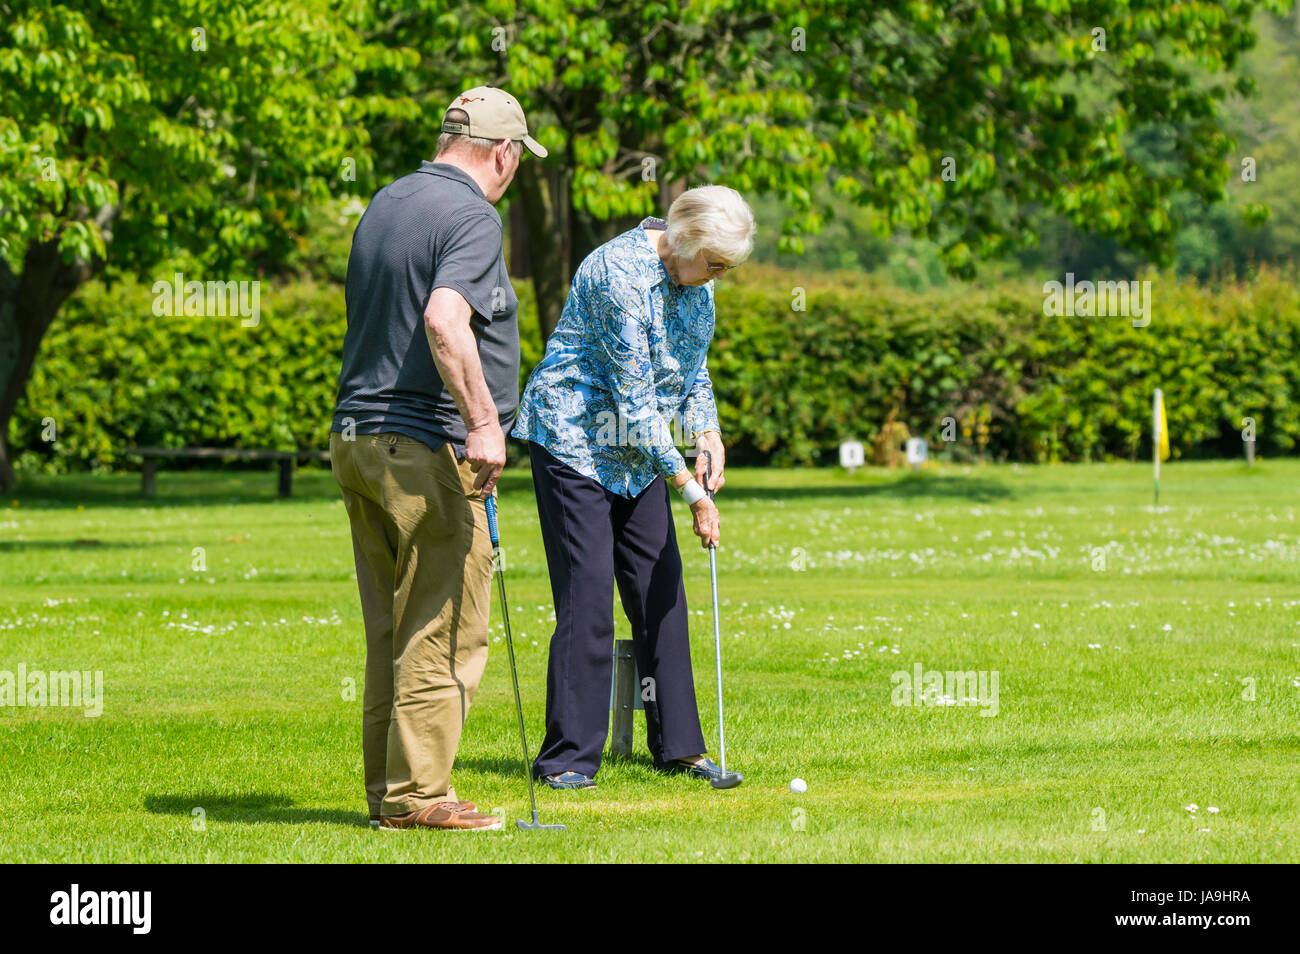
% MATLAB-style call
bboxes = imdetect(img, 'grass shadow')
[453,751,663,780]
[11,472,340,509]
[726,474,1013,503]
[0,539,140,552]
[452,755,536,779]
[144,791,365,827]
[11,467,1011,510]
[9,469,538,510]
[598,751,663,774]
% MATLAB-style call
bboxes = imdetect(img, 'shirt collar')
[638,218,712,293]
[639,217,674,287]
[417,161,487,201]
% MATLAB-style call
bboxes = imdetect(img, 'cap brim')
[522,135,548,159]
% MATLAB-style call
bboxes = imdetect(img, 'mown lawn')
[1,459,1298,862]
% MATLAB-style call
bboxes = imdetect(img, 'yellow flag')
[1157,391,1171,462]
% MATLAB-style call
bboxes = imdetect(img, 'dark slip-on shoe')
[539,771,597,790]
[655,756,743,788]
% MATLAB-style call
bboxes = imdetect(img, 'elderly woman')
[511,185,755,789]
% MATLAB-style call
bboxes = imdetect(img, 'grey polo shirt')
[332,161,520,456]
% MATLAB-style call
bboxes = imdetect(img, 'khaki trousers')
[330,432,493,816]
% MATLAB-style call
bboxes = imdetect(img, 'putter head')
[710,770,743,790]
[516,819,566,831]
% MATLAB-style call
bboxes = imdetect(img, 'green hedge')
[10,267,1299,474]
[713,267,1300,464]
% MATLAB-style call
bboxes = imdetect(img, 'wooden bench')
[127,447,330,498]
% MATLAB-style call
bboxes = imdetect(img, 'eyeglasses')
[705,260,740,275]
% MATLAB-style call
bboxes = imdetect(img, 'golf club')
[701,451,743,790]
[484,494,565,831]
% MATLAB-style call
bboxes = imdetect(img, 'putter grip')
[484,495,500,549]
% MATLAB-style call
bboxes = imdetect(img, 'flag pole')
[1153,389,1162,507]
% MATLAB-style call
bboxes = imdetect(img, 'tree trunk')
[570,209,635,282]
[0,237,106,492]
[515,159,660,344]
[516,159,569,342]
[0,258,19,492]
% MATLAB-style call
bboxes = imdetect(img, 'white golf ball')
[789,778,807,794]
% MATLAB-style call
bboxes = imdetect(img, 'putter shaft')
[485,496,564,832]
[495,567,538,820]
[709,542,726,772]
[701,451,729,775]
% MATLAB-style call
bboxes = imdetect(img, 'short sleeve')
[430,213,504,320]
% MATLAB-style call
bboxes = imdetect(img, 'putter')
[701,451,743,790]
[484,495,565,831]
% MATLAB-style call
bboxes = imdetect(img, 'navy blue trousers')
[529,442,708,778]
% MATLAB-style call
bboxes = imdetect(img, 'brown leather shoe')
[371,800,474,826]
[379,801,501,831]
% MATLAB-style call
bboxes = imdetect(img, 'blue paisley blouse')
[511,217,721,498]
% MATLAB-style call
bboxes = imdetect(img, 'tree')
[3,0,1292,489]
[0,0,407,490]
[355,0,1291,338]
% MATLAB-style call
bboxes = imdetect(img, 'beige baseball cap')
[442,85,548,158]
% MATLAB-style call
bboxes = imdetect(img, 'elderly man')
[330,86,546,831]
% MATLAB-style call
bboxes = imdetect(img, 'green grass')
[2,459,1298,862]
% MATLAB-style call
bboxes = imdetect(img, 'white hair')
[664,185,756,265]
